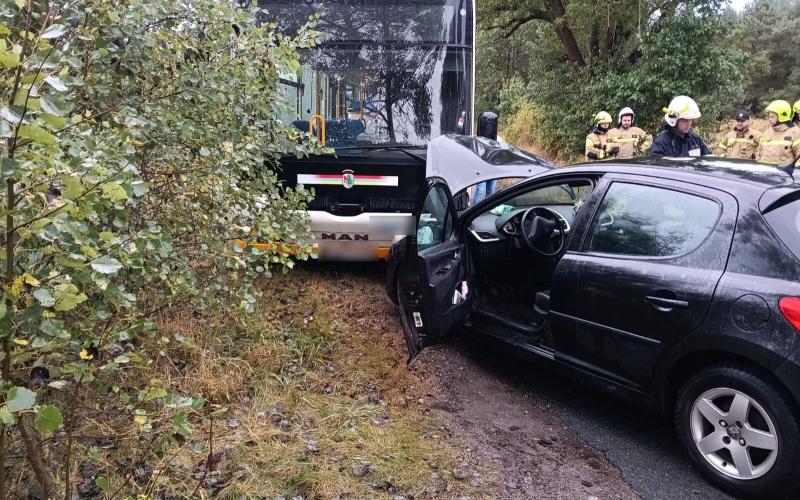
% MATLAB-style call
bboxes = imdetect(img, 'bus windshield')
[260,1,474,147]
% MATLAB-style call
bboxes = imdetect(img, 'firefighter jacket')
[650,124,712,157]
[585,129,618,161]
[718,127,762,160]
[756,123,800,165]
[608,126,653,158]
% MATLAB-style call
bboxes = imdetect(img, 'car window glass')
[584,183,720,257]
[418,185,452,250]
[502,183,593,210]
[763,198,800,260]
[474,180,593,224]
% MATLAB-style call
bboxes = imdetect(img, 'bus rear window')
[764,200,800,259]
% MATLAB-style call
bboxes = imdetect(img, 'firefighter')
[608,107,652,158]
[650,95,711,157]
[756,100,800,166]
[794,100,800,126]
[585,111,619,161]
[718,111,761,160]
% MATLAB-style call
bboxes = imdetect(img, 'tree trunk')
[18,415,57,499]
[601,22,617,60]
[591,23,600,60]
[545,0,586,67]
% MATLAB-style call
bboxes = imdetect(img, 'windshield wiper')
[332,145,426,164]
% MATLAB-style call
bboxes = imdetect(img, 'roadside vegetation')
[0,0,352,497]
[478,0,800,161]
[93,267,482,499]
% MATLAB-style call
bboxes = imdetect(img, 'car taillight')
[779,297,800,331]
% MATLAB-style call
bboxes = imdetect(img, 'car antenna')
[777,153,799,178]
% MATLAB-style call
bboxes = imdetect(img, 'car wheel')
[675,363,800,499]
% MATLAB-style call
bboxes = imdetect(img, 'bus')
[257,0,475,260]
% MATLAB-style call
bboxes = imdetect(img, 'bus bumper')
[236,211,412,261]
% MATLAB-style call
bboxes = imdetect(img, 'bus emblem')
[342,169,355,189]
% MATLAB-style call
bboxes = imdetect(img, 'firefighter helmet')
[765,100,793,123]
[595,111,613,126]
[663,96,701,127]
[618,107,635,123]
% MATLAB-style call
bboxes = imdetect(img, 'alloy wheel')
[690,387,779,480]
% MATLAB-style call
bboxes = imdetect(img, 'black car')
[385,136,800,499]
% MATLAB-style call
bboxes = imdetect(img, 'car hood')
[426,135,556,194]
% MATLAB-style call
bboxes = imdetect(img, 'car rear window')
[764,199,800,259]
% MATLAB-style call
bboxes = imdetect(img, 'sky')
[729,0,750,12]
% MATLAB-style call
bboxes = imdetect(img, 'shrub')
[0,0,324,497]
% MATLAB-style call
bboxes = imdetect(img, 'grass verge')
[106,264,486,499]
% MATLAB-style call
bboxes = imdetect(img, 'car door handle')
[645,296,689,311]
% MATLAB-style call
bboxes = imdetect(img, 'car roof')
[564,156,794,189]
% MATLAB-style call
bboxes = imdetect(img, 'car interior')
[462,179,594,341]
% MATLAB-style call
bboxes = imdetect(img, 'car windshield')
[494,184,593,212]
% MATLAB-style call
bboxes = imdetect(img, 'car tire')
[674,363,800,499]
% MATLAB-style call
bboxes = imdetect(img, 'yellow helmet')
[765,100,793,122]
[794,100,800,119]
[595,111,613,126]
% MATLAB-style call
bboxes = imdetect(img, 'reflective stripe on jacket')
[756,123,800,165]
[718,127,761,160]
[585,131,612,162]
[609,126,653,158]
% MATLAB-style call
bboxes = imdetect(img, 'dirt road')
[418,341,638,500]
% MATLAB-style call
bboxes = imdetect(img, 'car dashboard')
[468,205,573,244]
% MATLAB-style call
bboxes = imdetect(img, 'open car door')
[397,178,473,362]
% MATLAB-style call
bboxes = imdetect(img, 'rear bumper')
[236,211,411,261]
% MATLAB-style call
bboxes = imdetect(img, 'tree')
[735,0,800,111]
[480,0,752,159]
[0,0,323,497]
[481,0,586,66]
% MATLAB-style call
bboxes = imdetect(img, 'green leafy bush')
[0,0,324,496]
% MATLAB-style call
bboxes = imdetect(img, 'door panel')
[553,176,738,390]
[564,256,726,388]
[398,179,470,362]
[420,241,473,339]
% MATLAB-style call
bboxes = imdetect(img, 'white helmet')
[618,107,635,123]
[663,95,701,127]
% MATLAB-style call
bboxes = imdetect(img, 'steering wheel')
[520,207,567,257]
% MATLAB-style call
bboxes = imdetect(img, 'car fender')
[650,331,792,415]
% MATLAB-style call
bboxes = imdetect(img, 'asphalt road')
[437,334,739,500]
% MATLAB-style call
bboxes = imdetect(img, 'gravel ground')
[423,334,740,500]
[412,338,640,500]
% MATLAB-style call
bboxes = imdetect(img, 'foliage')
[0,0,324,497]
[480,0,754,160]
[497,77,527,120]
[501,101,539,147]
[475,28,531,117]
[734,0,800,111]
